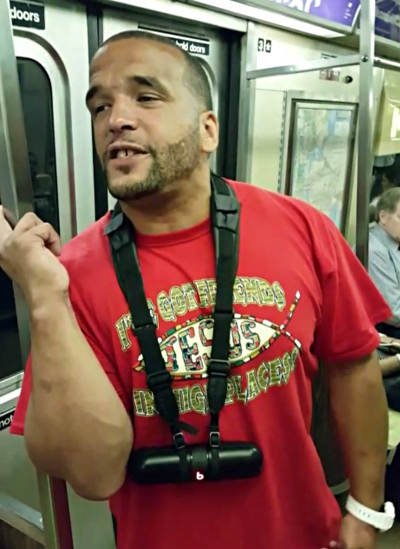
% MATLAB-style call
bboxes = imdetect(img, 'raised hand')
[0,206,69,308]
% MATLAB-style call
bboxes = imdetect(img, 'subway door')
[0,1,114,549]
[101,7,235,211]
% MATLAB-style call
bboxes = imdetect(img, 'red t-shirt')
[11,181,390,549]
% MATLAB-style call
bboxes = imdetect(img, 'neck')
[378,222,399,244]
[119,165,211,235]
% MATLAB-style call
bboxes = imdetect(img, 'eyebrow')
[85,75,170,106]
[85,85,101,106]
[132,75,170,97]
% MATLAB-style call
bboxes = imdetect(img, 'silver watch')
[346,495,395,532]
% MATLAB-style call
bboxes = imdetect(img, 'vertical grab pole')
[0,3,74,548]
[0,0,33,362]
[356,0,376,267]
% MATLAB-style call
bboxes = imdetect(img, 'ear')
[199,111,219,154]
[379,210,388,225]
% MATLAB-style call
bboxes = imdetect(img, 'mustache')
[102,142,155,165]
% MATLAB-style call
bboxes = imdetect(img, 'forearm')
[25,293,133,499]
[327,353,388,509]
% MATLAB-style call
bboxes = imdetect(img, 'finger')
[0,206,14,235]
[1,206,17,229]
[32,222,62,256]
[13,211,43,236]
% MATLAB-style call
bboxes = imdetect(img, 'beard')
[105,124,202,201]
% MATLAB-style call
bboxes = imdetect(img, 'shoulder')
[226,179,338,234]
[369,225,390,257]
[59,213,112,274]
[227,179,328,214]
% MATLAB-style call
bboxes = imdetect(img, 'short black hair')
[373,164,398,185]
[101,30,213,111]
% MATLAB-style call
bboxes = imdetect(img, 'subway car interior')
[1,0,400,547]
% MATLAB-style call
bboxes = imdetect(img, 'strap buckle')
[209,431,221,448]
[208,358,231,377]
[133,322,156,336]
[173,432,186,450]
[147,370,172,392]
[214,195,238,215]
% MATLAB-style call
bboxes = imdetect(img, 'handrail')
[0,2,75,548]
[356,0,376,267]
[0,0,32,367]
[374,56,400,73]
[247,54,361,80]
[246,53,400,81]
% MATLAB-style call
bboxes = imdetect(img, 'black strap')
[107,208,196,441]
[208,176,240,439]
[106,173,240,449]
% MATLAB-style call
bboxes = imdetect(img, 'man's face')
[86,38,210,200]
[380,200,400,241]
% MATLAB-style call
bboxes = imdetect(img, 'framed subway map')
[285,100,358,232]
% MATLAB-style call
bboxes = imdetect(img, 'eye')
[138,95,159,103]
[93,104,110,116]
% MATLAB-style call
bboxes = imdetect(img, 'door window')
[17,58,59,231]
[0,59,58,380]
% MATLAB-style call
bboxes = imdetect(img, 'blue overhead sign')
[269,0,400,44]
[270,0,360,27]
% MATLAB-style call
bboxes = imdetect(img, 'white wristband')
[345,495,395,532]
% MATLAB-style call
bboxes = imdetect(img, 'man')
[0,31,393,549]
[369,187,400,339]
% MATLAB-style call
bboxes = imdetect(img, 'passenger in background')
[376,333,400,412]
[370,164,399,204]
[0,31,394,549]
[369,164,399,223]
[369,188,400,339]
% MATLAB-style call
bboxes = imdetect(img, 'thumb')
[0,206,14,238]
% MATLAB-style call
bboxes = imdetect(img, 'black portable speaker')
[129,442,263,484]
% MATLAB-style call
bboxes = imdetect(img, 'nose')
[108,95,138,134]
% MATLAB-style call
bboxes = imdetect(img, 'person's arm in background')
[0,209,133,500]
[368,248,400,325]
[379,354,400,376]
[375,334,400,376]
[325,352,388,549]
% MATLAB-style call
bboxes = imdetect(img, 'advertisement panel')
[269,0,400,44]
[269,0,360,28]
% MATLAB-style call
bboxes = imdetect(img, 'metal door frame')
[0,2,83,547]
